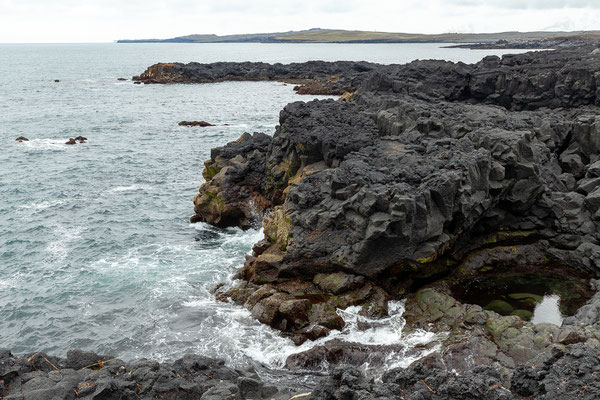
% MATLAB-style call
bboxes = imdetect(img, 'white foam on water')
[531,294,563,326]
[0,271,23,290]
[108,184,152,193]
[180,297,444,379]
[17,200,65,218]
[169,226,443,378]
[18,138,68,151]
[45,225,84,261]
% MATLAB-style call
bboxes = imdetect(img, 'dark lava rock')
[117,77,127,81]
[310,363,512,400]
[75,136,87,143]
[511,344,600,399]
[133,60,385,95]
[0,349,295,400]
[311,343,600,400]
[15,136,28,142]
[193,132,274,229]
[65,138,76,145]
[54,79,60,82]
[191,46,600,292]
[174,45,600,397]
[179,120,216,127]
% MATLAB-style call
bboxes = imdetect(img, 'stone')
[511,309,534,320]
[15,136,28,142]
[178,121,215,127]
[313,272,365,295]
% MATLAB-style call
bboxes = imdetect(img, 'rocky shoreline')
[4,341,600,399]
[173,44,600,397]
[11,45,600,399]
[132,60,386,95]
[0,349,295,399]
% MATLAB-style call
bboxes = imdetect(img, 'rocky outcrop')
[133,61,384,95]
[15,136,28,142]
[179,45,600,395]
[179,121,215,127]
[65,136,87,145]
[184,45,600,344]
[0,349,292,400]
[191,132,273,229]
[310,343,600,399]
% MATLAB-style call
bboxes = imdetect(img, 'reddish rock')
[65,138,77,145]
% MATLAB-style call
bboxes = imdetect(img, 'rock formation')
[133,60,385,95]
[135,45,600,397]
[0,349,293,399]
[179,121,215,127]
[15,136,28,142]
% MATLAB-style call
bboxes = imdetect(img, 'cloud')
[0,0,598,42]
[453,0,600,9]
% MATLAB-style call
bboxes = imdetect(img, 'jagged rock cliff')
[134,45,600,398]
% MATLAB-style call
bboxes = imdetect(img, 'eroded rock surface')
[0,349,290,400]
[311,344,600,399]
[133,60,385,95]
[178,45,600,397]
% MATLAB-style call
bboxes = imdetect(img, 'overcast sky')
[1,0,599,43]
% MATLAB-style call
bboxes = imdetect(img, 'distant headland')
[117,27,600,48]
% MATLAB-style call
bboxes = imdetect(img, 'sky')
[0,0,599,43]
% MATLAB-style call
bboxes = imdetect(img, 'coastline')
[6,42,600,399]
[165,44,600,397]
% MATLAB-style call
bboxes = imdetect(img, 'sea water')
[0,42,532,379]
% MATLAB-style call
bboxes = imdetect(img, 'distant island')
[117,27,600,48]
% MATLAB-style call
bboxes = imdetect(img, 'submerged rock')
[179,120,215,127]
[15,136,28,142]
[65,138,76,145]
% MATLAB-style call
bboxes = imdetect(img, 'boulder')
[178,121,215,127]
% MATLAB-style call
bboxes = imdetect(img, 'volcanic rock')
[179,121,216,127]
[133,60,384,95]
[15,136,28,142]
[65,138,76,145]
[0,349,292,400]
[177,45,600,396]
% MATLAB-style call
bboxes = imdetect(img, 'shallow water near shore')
[0,42,534,382]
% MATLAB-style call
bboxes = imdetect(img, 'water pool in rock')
[451,264,594,325]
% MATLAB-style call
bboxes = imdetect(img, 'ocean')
[0,42,530,381]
